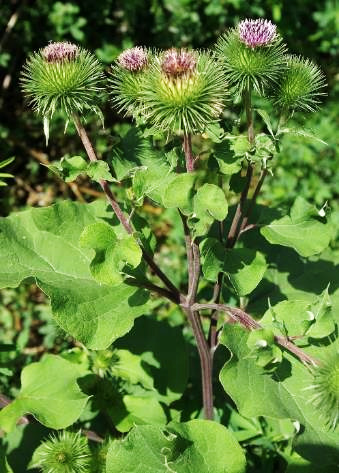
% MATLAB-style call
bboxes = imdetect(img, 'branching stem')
[73,114,180,300]
[192,303,320,366]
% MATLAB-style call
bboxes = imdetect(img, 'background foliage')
[0,1,338,472]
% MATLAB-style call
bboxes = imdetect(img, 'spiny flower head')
[118,46,148,72]
[140,50,228,134]
[308,350,339,430]
[216,22,286,95]
[21,43,105,124]
[32,431,91,473]
[274,55,326,112]
[109,47,151,117]
[239,19,276,48]
[161,49,196,76]
[42,41,79,62]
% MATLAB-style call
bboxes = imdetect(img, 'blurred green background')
[0,0,338,213]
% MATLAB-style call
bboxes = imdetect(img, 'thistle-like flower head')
[274,55,326,112]
[139,50,228,134]
[42,41,79,62]
[308,350,339,430]
[217,20,286,95]
[239,19,276,48]
[118,46,148,72]
[21,43,105,125]
[32,431,91,473]
[109,47,151,117]
[161,49,196,76]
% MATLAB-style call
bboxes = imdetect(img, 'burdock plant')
[8,18,336,473]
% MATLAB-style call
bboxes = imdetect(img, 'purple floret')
[162,49,196,76]
[118,47,148,72]
[239,19,277,48]
[42,42,79,62]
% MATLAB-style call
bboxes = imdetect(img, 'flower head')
[42,41,79,62]
[161,49,196,76]
[118,47,148,72]
[21,44,104,123]
[31,431,91,473]
[274,55,326,112]
[216,22,286,95]
[239,19,277,48]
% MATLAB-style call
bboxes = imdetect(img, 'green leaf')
[0,355,89,433]
[261,197,332,257]
[200,241,267,295]
[0,201,149,349]
[194,184,228,221]
[200,238,225,282]
[256,109,275,137]
[277,127,328,146]
[247,328,282,368]
[219,325,339,468]
[86,160,115,182]
[106,420,246,473]
[111,349,154,390]
[47,156,114,183]
[191,184,228,237]
[110,394,167,433]
[214,140,244,175]
[261,290,335,340]
[162,173,195,211]
[80,222,142,286]
[225,248,267,296]
[0,157,15,169]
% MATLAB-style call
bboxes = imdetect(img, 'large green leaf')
[0,355,89,433]
[162,173,195,211]
[219,325,339,467]
[191,183,228,237]
[261,197,332,257]
[106,420,246,473]
[0,201,149,349]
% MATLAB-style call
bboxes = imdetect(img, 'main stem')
[73,115,180,300]
[181,134,214,420]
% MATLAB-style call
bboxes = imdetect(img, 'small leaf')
[214,140,243,175]
[200,238,225,282]
[194,183,228,221]
[87,161,115,182]
[277,127,328,146]
[62,155,88,182]
[80,222,142,286]
[256,109,275,137]
[0,355,89,433]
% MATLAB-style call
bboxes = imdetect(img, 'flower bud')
[161,49,196,76]
[42,41,79,62]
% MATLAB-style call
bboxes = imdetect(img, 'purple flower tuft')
[162,49,196,76]
[118,47,148,72]
[238,19,277,48]
[42,42,79,62]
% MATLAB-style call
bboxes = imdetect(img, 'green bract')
[274,55,326,112]
[21,45,105,120]
[216,28,286,95]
